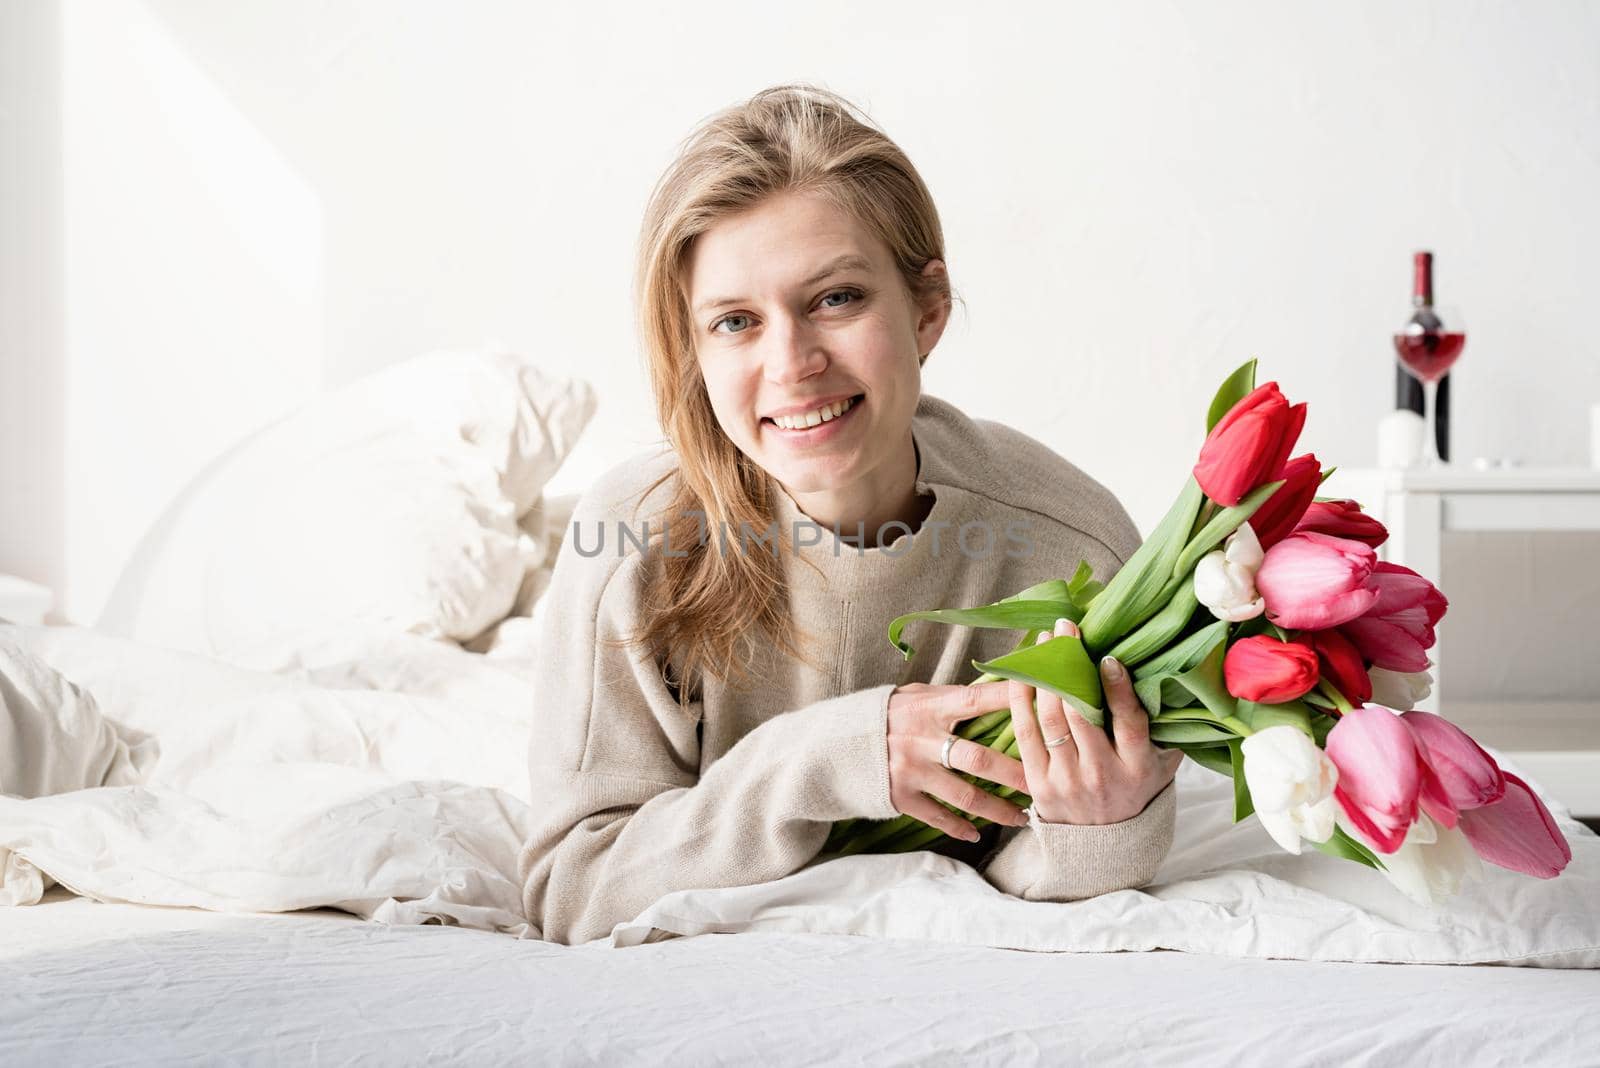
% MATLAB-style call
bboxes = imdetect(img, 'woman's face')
[685,190,948,506]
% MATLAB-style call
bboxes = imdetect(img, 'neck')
[783,434,931,548]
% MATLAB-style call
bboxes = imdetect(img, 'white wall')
[4,2,1598,673]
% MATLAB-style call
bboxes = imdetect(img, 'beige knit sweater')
[517,393,1177,945]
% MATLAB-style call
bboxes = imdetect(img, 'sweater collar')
[767,396,973,591]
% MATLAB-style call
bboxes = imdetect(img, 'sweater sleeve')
[976,780,1176,901]
[516,542,901,946]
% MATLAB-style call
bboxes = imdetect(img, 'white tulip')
[1240,724,1339,855]
[1193,522,1266,622]
[1368,666,1434,711]
[1338,809,1482,906]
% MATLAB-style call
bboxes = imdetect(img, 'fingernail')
[1054,617,1069,631]
[1100,655,1124,682]
[1035,631,1050,644]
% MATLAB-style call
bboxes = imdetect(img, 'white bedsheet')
[2,622,1598,968]
[4,887,1597,1066]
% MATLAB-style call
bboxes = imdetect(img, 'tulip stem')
[1317,680,1354,714]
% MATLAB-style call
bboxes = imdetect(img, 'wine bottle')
[1394,251,1452,461]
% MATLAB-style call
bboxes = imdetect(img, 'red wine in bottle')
[1393,250,1451,461]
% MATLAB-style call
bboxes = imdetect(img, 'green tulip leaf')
[1133,619,1229,681]
[1309,712,1340,748]
[1080,476,1205,652]
[1310,826,1387,871]
[1149,720,1237,745]
[972,633,1105,727]
[888,597,1076,661]
[1172,479,1283,579]
[1065,560,1105,613]
[1151,705,1229,725]
[1206,358,1259,432]
[1160,641,1239,724]
[1235,699,1315,739]
[1229,739,1255,822]
[1182,744,1235,778]
[1107,575,1202,668]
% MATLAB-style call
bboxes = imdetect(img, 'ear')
[912,259,951,361]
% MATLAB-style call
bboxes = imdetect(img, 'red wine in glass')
[1393,329,1466,384]
[1394,251,1465,466]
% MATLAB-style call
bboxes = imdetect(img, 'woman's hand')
[1010,618,1184,825]
[886,680,1032,843]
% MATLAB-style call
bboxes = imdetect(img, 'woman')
[518,85,1181,945]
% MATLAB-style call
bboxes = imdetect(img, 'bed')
[3,349,1597,1065]
[5,886,1597,1066]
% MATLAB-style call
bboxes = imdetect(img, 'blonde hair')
[618,83,955,709]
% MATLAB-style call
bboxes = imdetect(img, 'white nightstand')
[0,575,53,626]
[1322,466,1600,817]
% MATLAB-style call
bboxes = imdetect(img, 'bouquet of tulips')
[822,359,1572,905]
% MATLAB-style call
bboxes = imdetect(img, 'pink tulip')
[1458,773,1572,878]
[1325,706,1423,853]
[1247,453,1323,550]
[1340,563,1449,673]
[1194,382,1308,507]
[1224,635,1320,703]
[1308,629,1372,706]
[1256,532,1381,631]
[1293,499,1389,549]
[1400,711,1505,826]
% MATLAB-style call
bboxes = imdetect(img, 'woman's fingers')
[1008,671,1048,788]
[1101,655,1152,760]
[900,792,982,843]
[928,768,1028,828]
[942,734,1028,794]
[1031,622,1077,757]
[929,680,1015,731]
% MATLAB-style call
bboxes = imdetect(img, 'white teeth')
[772,396,854,430]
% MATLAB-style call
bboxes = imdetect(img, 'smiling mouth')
[762,394,865,432]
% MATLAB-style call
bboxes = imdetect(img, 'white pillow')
[96,348,596,665]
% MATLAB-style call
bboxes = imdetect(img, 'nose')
[762,313,827,386]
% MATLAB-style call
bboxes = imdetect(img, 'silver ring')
[940,733,958,770]
[1043,734,1071,749]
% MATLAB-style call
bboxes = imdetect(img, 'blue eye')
[710,288,864,336]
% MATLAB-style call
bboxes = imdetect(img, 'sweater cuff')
[1000,779,1176,901]
[816,682,900,822]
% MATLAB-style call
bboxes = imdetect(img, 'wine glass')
[1393,305,1466,467]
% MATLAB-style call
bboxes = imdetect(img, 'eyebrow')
[693,253,874,315]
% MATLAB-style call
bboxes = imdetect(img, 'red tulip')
[1224,635,1320,703]
[1325,706,1423,853]
[1293,499,1388,549]
[1194,382,1308,506]
[1256,532,1381,631]
[1307,629,1372,706]
[1247,454,1323,550]
[1457,772,1572,878]
[1339,562,1449,673]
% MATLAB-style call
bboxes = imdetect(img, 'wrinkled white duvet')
[2,622,1597,965]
